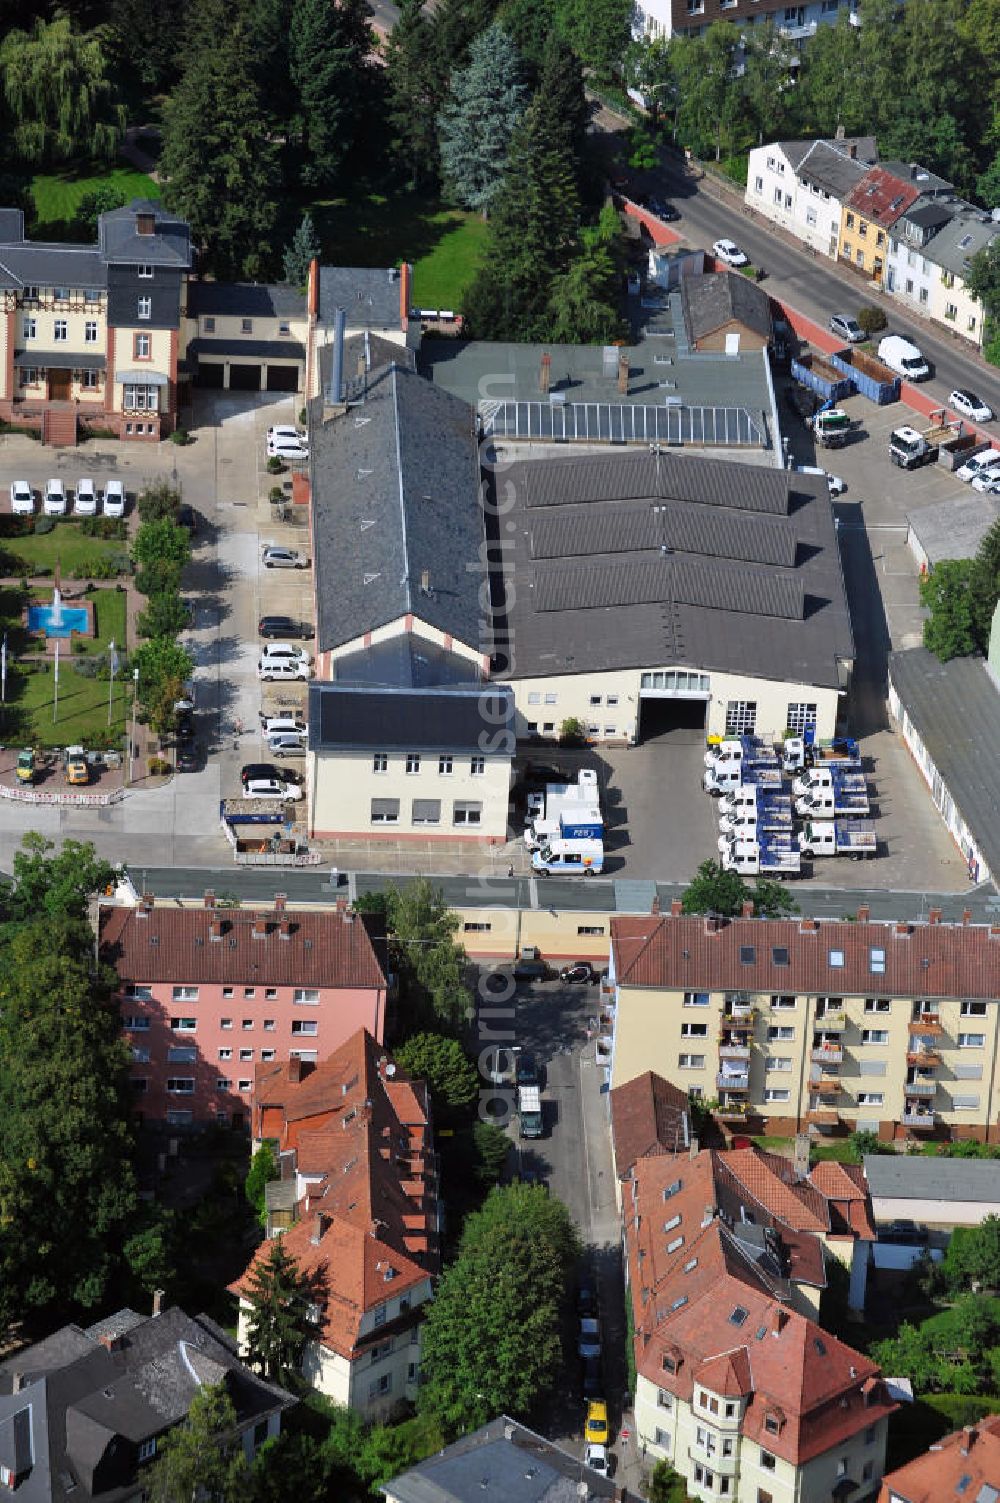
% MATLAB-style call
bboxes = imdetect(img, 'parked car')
[10,480,33,516]
[102,480,126,517]
[43,479,67,516]
[581,1355,603,1399]
[513,954,555,982]
[175,705,195,742]
[262,546,309,569]
[957,450,1000,483]
[259,614,314,640]
[585,1401,609,1447]
[950,389,994,424]
[74,479,98,515]
[585,1445,609,1476]
[243,776,304,801]
[877,334,931,381]
[648,196,680,221]
[259,641,311,667]
[785,386,818,428]
[578,1317,601,1359]
[258,658,310,682]
[266,424,306,446]
[577,1285,598,1319]
[241,761,304,788]
[260,714,307,738]
[712,238,749,268]
[560,961,597,984]
[971,469,1000,494]
[796,464,847,497]
[515,1050,541,1088]
[267,732,307,757]
[266,436,309,462]
[176,742,200,773]
[829,314,865,343]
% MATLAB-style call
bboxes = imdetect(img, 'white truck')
[531,838,604,876]
[526,769,600,826]
[781,736,860,773]
[704,736,778,772]
[720,834,801,877]
[525,806,603,851]
[792,766,867,798]
[795,787,870,818]
[798,819,877,858]
[889,417,955,470]
[518,1084,544,1138]
[718,784,791,815]
[704,763,785,796]
[718,800,793,837]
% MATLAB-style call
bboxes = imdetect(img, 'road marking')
[578,1045,596,1237]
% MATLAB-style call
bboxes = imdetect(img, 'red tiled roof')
[844,166,921,225]
[98,902,388,989]
[809,1161,876,1240]
[719,1149,830,1232]
[610,1071,691,1177]
[610,914,1000,1001]
[877,1414,1000,1503]
[694,1348,753,1396]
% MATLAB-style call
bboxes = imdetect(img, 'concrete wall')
[871,1195,1000,1228]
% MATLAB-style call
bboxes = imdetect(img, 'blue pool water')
[27,604,89,638]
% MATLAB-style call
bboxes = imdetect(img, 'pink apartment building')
[98,893,389,1129]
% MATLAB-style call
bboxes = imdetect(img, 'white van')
[877,334,931,381]
[531,839,604,876]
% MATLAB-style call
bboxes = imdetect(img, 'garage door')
[197,362,224,389]
[229,363,262,392]
[266,364,300,392]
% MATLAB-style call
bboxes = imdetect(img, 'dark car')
[177,504,199,532]
[515,1050,541,1088]
[258,614,315,640]
[582,1354,603,1399]
[560,961,597,984]
[577,1285,598,1319]
[175,707,195,742]
[241,762,304,788]
[648,196,680,221]
[176,742,200,773]
[785,385,818,428]
[513,956,555,983]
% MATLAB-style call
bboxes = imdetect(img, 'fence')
[0,782,127,806]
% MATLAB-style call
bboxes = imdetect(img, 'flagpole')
[53,638,59,724]
[1,632,6,706]
[108,639,117,726]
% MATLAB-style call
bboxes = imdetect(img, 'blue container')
[790,355,854,404]
[825,347,900,405]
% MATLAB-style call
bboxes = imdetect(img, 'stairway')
[42,406,77,447]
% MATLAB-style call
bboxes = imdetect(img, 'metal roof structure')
[889,648,1000,883]
[185,281,306,318]
[309,682,514,754]
[517,447,790,513]
[907,491,1000,567]
[529,501,797,567]
[318,265,405,329]
[186,337,306,362]
[864,1155,1000,1204]
[480,398,767,448]
[795,138,877,199]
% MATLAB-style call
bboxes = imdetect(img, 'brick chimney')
[252,916,268,938]
[741,900,754,918]
[335,897,347,913]
[287,1057,303,1084]
[962,908,972,926]
[856,904,869,923]
[799,919,819,934]
[772,1308,788,1335]
[961,1425,978,1455]
[152,1288,164,1318]
[99,1333,122,1352]
[209,917,223,941]
[279,917,292,939]
[928,908,942,925]
[651,894,661,916]
[539,352,551,394]
[204,890,216,909]
[617,349,629,394]
[671,898,683,917]
[138,892,154,917]
[895,922,911,937]
[310,1213,327,1246]
[704,917,718,935]
[274,892,287,912]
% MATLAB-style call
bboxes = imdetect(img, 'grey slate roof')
[680,271,773,346]
[0,208,24,243]
[923,209,1000,280]
[489,450,854,688]
[186,337,305,362]
[319,265,405,329]
[309,682,514,754]
[907,491,1000,567]
[879,160,954,195]
[795,139,876,199]
[889,647,1000,881]
[310,362,485,653]
[98,201,191,268]
[334,635,484,688]
[0,1306,293,1503]
[381,1416,622,1502]
[185,281,306,318]
[0,242,107,291]
[14,350,106,370]
[900,200,954,233]
[864,1155,1000,1205]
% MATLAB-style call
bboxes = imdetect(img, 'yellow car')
[585,1400,609,1446]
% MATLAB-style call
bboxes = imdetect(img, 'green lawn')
[309,190,488,313]
[31,167,160,235]
[3,661,130,748]
[3,522,128,577]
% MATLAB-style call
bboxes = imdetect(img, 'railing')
[0,782,126,806]
[814,1011,846,1030]
[907,1050,941,1068]
[902,1108,936,1127]
[719,1043,751,1061]
[715,1099,748,1117]
[905,1078,937,1097]
[909,1013,941,1032]
[717,1071,750,1091]
[811,1045,844,1065]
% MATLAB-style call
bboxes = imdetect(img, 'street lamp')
[128,668,139,785]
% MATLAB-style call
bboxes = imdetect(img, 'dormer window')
[138,1437,156,1462]
[662,1353,676,1374]
[137,212,156,236]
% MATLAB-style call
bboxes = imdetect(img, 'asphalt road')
[632,151,1000,423]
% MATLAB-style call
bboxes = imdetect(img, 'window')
[837,1457,848,1478]
[82,370,98,389]
[862,1460,875,1482]
[464,921,492,933]
[166,1078,194,1094]
[438,755,453,775]
[264,1019,276,1031]
[678,1053,705,1069]
[218,1048,232,1060]
[657,1390,674,1410]
[172,985,199,1001]
[760,1449,776,1471]
[168,1046,197,1063]
[681,1022,708,1038]
[724,1406,736,1422]
[544,692,557,705]
[293,988,319,1005]
[961,1001,987,1016]
[453,802,482,826]
[786,702,817,735]
[170,1017,196,1032]
[20,367,38,385]
[843,242,853,258]
[54,318,68,341]
[221,1018,233,1030]
[244,987,255,999]
[527,691,540,705]
[373,752,388,773]
[138,296,151,319]
[578,925,605,936]
[664,1213,682,1232]
[764,1415,780,1435]
[265,988,277,1000]
[766,1057,791,1072]
[755,175,764,192]
[406,753,421,774]
[870,947,886,974]
[857,1091,884,1106]
[239,1078,252,1091]
[959,1033,985,1048]
[740,945,756,965]
[771,994,795,1008]
[667,1235,684,1253]
[138,264,153,278]
[767,1026,794,1041]
[952,1094,981,1109]
[663,1179,682,1201]
[204,316,215,333]
[166,1108,192,1126]
[696,1423,717,1449]
[241,1020,253,1032]
[279,320,291,335]
[22,317,35,339]
[684,992,709,1007]
[662,1354,676,1374]
[470,756,485,776]
[239,1048,254,1061]
[862,1029,888,1045]
[124,382,157,409]
[292,1020,318,1036]
[412,799,441,825]
[774,187,784,207]
[828,949,845,968]
[262,1049,276,1061]
[726,700,757,736]
[944,302,958,319]
[131,1077,149,1094]
[132,1046,150,1062]
[134,334,150,359]
[604,725,617,737]
[242,318,253,333]
[607,694,619,707]
[764,1088,790,1103]
[919,288,928,305]
[372,798,400,824]
[864,1425,877,1445]
[589,694,602,707]
[693,1465,713,1487]
[138,1438,156,1462]
[865,997,890,1013]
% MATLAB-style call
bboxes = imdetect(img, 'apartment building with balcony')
[98,893,388,1130]
[624,1148,895,1503]
[0,199,191,444]
[633,0,860,46]
[232,1028,438,1418]
[608,904,1000,1144]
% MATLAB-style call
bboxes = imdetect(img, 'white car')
[102,480,126,517]
[584,1445,609,1475]
[74,479,98,516]
[266,436,309,462]
[796,465,846,497]
[43,479,67,516]
[971,468,1000,494]
[267,732,307,757]
[261,546,309,569]
[260,714,307,738]
[257,658,310,682]
[10,481,33,516]
[243,776,304,801]
[259,642,311,667]
[266,424,306,446]
[956,450,1000,483]
[712,238,749,268]
[950,389,994,424]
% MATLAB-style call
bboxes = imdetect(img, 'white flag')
[109,640,119,679]
[53,639,59,684]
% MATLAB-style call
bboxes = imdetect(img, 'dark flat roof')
[309,683,514,754]
[186,281,305,318]
[13,349,106,369]
[319,265,404,329]
[186,337,305,361]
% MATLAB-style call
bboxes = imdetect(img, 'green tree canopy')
[131,517,192,581]
[283,212,321,288]
[419,1184,579,1434]
[384,0,442,190]
[245,1142,279,1227]
[393,1032,478,1116]
[290,0,374,191]
[920,558,979,661]
[244,1237,314,1384]
[0,832,115,922]
[136,479,182,524]
[0,15,126,164]
[681,859,797,918]
[939,1216,1000,1294]
[75,183,129,236]
[438,23,527,213]
[146,1383,248,1503]
[380,881,472,1029]
[554,0,631,80]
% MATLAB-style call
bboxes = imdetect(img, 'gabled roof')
[863,1154,1000,1205]
[680,271,773,346]
[795,139,877,200]
[611,912,1000,1000]
[877,1413,1000,1503]
[310,363,486,655]
[333,634,483,690]
[0,242,107,292]
[610,1070,691,1177]
[923,209,1000,280]
[845,167,921,227]
[98,200,191,268]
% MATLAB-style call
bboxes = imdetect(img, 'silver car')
[262,546,310,569]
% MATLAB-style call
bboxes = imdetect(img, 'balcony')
[725,995,756,1020]
[813,1076,840,1099]
[902,1108,936,1129]
[814,1011,846,1031]
[778,18,818,38]
[909,1014,942,1035]
[807,1109,840,1131]
[717,1071,750,1092]
[907,1049,941,1068]
[719,1042,751,1062]
[905,1078,937,1098]
[811,1044,844,1066]
[716,1099,749,1119]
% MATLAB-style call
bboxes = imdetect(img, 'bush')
[266,456,285,474]
[857,305,887,336]
[559,716,587,746]
[269,486,285,503]
[71,639,87,655]
[170,427,190,445]
[147,755,172,776]
[136,479,182,523]
[33,516,56,535]
[298,408,307,426]
[80,516,127,540]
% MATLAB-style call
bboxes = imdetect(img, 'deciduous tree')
[681,859,796,918]
[0,832,115,922]
[245,1142,279,1227]
[394,1032,478,1115]
[382,880,472,1029]
[920,558,978,660]
[438,23,527,214]
[555,0,631,81]
[0,15,126,164]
